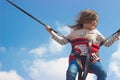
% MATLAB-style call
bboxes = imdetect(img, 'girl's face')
[83,20,97,30]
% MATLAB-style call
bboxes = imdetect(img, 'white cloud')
[29,47,46,56]
[48,39,64,53]
[86,73,97,80]
[0,70,24,80]
[0,47,6,53]
[28,37,64,56]
[109,42,120,77]
[27,58,68,80]
[55,21,71,35]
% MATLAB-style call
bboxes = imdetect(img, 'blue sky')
[1,0,120,80]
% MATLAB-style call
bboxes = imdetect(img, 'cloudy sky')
[1,0,120,80]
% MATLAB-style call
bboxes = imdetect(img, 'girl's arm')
[96,29,120,47]
[46,25,70,45]
[103,32,120,47]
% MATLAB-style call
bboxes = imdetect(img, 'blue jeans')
[66,60,107,80]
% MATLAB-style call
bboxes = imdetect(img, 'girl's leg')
[66,60,80,80]
[91,61,107,80]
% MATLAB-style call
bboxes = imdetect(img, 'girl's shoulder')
[70,29,102,35]
[89,29,101,34]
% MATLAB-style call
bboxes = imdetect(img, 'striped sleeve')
[104,33,120,47]
[51,31,70,45]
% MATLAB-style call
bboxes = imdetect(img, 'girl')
[46,10,120,80]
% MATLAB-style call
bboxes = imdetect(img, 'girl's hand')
[46,25,52,34]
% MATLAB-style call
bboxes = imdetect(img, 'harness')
[69,38,100,61]
[69,38,100,80]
